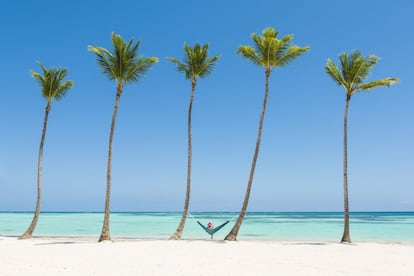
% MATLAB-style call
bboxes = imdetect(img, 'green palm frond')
[355,78,400,93]
[31,61,73,101]
[236,46,263,67]
[325,58,346,87]
[87,46,116,81]
[125,56,159,82]
[251,32,265,62]
[53,79,74,101]
[337,51,379,91]
[88,32,158,85]
[168,42,220,80]
[277,45,310,67]
[167,57,187,75]
[37,61,49,77]
[238,27,309,71]
[50,68,73,101]
[198,54,220,79]
[348,52,379,90]
[261,27,278,41]
[31,71,46,90]
[326,50,399,94]
[339,51,351,85]
[272,35,292,65]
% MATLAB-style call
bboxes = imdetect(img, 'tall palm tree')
[325,51,399,243]
[224,27,309,241]
[168,43,220,240]
[19,62,73,240]
[88,33,158,242]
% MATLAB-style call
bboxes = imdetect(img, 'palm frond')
[125,56,159,83]
[262,27,278,38]
[274,34,293,62]
[325,58,347,88]
[31,70,46,89]
[36,61,48,76]
[348,52,379,89]
[276,44,310,67]
[167,57,182,65]
[251,33,264,61]
[88,45,116,80]
[338,51,349,79]
[355,77,400,93]
[53,80,74,101]
[236,46,262,67]
[168,56,188,76]
[198,54,221,78]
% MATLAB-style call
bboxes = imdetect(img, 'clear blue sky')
[0,0,413,212]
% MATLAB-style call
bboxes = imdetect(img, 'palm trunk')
[19,102,51,240]
[341,94,351,243]
[170,79,196,240]
[99,83,123,242]
[225,69,271,241]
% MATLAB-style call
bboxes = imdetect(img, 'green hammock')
[196,220,230,239]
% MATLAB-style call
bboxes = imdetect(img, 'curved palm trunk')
[341,94,352,243]
[225,69,271,241]
[99,83,123,242]
[19,102,51,240]
[170,79,196,240]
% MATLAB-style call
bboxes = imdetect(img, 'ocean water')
[0,212,413,242]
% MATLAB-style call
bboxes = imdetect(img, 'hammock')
[187,212,235,239]
[196,220,230,239]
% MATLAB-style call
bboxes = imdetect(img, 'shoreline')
[2,235,414,245]
[3,234,414,246]
[1,236,414,275]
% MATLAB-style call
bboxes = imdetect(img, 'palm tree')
[168,43,220,240]
[88,33,158,242]
[19,62,73,240]
[325,51,399,243]
[224,27,309,241]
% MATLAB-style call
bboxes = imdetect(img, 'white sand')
[1,236,413,276]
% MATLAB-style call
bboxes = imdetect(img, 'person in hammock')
[196,219,229,239]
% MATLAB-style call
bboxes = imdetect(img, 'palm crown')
[168,43,220,80]
[88,33,158,85]
[325,51,400,95]
[237,27,309,71]
[32,61,73,101]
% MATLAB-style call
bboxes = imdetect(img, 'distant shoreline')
[2,235,414,245]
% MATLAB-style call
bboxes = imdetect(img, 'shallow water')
[1,212,413,242]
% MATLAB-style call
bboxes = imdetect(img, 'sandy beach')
[1,236,413,275]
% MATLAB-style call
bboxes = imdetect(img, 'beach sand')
[1,236,413,275]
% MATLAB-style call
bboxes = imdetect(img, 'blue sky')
[0,0,413,212]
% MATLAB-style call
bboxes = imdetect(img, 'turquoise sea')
[1,212,413,242]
